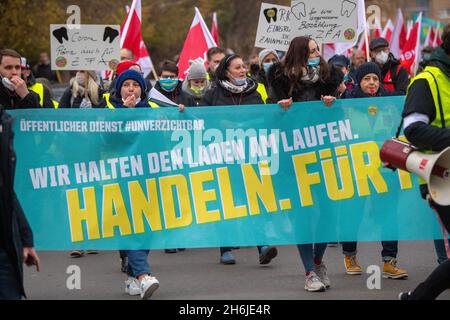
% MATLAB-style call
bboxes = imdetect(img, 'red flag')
[433,23,443,47]
[212,12,219,45]
[120,0,154,77]
[391,8,407,59]
[400,12,422,75]
[178,7,217,80]
[424,26,435,47]
[382,19,394,44]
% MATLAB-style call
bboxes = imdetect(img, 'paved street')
[24,241,450,300]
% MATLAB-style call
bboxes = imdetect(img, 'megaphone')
[380,139,450,206]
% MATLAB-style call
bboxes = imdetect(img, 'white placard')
[50,24,120,71]
[255,3,292,52]
[290,0,359,44]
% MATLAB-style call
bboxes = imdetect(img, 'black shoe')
[177,248,186,252]
[121,257,128,273]
[398,291,413,300]
[259,246,278,265]
[165,249,177,254]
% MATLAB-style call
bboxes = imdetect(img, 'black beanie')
[356,62,382,84]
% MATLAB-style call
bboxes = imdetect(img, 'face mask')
[191,86,205,96]
[76,73,86,86]
[1,76,15,91]
[375,51,389,65]
[423,53,431,62]
[159,79,179,92]
[307,57,321,67]
[343,74,350,82]
[231,77,246,86]
[263,62,274,73]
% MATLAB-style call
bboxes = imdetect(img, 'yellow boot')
[344,255,362,275]
[383,259,408,279]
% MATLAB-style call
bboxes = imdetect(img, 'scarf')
[301,66,321,84]
[219,79,249,94]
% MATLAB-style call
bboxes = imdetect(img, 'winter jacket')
[380,54,410,96]
[201,77,264,106]
[0,81,40,110]
[0,109,34,298]
[59,86,106,109]
[266,62,344,103]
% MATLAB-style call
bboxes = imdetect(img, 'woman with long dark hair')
[267,36,344,292]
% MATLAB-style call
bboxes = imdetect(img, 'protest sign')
[9,97,441,250]
[50,24,121,71]
[290,0,359,44]
[255,3,292,52]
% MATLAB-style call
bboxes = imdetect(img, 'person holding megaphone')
[395,23,450,300]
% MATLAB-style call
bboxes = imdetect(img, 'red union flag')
[400,12,422,75]
[212,12,219,45]
[390,8,407,59]
[120,0,154,77]
[178,7,217,80]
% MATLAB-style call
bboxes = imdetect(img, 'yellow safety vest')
[29,82,44,107]
[407,66,450,184]
[102,93,159,109]
[256,83,268,104]
[52,100,59,109]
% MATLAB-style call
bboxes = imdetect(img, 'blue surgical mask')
[263,62,274,73]
[159,79,179,92]
[229,76,246,86]
[343,74,350,82]
[307,57,321,67]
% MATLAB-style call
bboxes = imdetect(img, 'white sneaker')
[125,277,140,296]
[139,275,159,300]
[304,271,326,292]
[314,262,331,289]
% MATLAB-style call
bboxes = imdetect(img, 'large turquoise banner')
[9,97,442,250]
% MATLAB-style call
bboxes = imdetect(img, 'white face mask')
[375,51,389,65]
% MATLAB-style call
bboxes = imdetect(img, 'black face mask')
[249,63,260,74]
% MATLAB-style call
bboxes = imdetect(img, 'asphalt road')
[24,241,450,300]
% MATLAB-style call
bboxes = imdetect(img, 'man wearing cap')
[369,37,410,96]
[0,49,40,110]
[328,54,354,92]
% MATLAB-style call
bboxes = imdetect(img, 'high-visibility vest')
[256,83,268,104]
[29,82,44,107]
[52,100,59,109]
[407,66,450,185]
[102,93,159,109]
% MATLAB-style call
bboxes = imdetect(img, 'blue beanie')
[115,70,146,97]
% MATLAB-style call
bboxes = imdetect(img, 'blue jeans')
[125,250,151,278]
[0,248,23,300]
[342,241,398,261]
[297,243,327,273]
[434,240,449,265]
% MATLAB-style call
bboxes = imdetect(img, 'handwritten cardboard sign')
[289,0,359,44]
[255,3,292,52]
[50,24,120,71]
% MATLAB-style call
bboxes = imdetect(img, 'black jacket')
[341,84,393,99]
[267,62,343,103]
[380,54,410,96]
[0,81,40,110]
[154,81,195,107]
[0,109,34,297]
[59,86,106,109]
[201,78,264,106]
